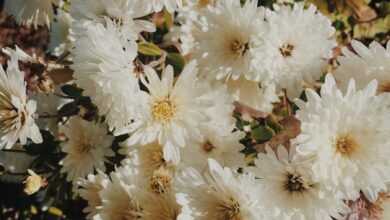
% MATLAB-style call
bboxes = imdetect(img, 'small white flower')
[71,19,141,135]
[334,40,390,93]
[177,159,262,220]
[123,61,212,164]
[181,130,245,172]
[120,142,177,195]
[184,0,279,112]
[60,117,114,182]
[0,55,42,149]
[24,169,46,195]
[190,0,263,81]
[252,146,349,220]
[98,167,151,220]
[99,165,191,220]
[4,0,58,28]
[180,82,245,170]
[293,74,390,202]
[251,4,336,99]
[77,171,110,219]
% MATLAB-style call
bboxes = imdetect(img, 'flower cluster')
[1,0,390,219]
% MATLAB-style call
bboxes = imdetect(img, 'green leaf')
[61,84,83,98]
[251,126,274,142]
[24,130,57,155]
[58,102,79,117]
[138,42,163,56]
[166,53,185,75]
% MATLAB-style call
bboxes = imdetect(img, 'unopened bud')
[24,169,47,195]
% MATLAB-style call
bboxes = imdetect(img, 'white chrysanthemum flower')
[252,146,349,220]
[191,0,263,81]
[77,171,110,219]
[293,74,390,202]
[181,84,246,170]
[98,167,151,220]
[178,159,262,220]
[181,130,245,172]
[120,142,177,195]
[99,165,191,220]
[251,4,336,99]
[226,77,279,113]
[70,0,155,37]
[60,117,114,182]
[4,0,58,28]
[123,62,212,164]
[72,19,141,135]
[334,40,390,93]
[0,56,42,149]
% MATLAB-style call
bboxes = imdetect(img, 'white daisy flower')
[293,74,390,202]
[60,117,114,182]
[0,55,42,149]
[123,61,212,164]
[71,19,141,135]
[252,146,349,220]
[4,0,58,28]
[177,159,262,220]
[77,171,110,219]
[181,130,245,172]
[334,40,390,93]
[99,165,191,220]
[251,4,336,99]
[191,0,263,81]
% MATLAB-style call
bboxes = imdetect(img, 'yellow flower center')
[335,134,359,157]
[284,172,308,193]
[279,43,294,57]
[150,168,172,194]
[217,197,241,220]
[230,39,249,57]
[151,98,177,123]
[77,141,94,154]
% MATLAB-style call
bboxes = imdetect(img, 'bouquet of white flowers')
[0,0,389,219]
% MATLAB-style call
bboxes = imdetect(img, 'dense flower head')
[293,74,390,202]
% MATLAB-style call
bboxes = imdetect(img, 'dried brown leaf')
[254,116,301,153]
